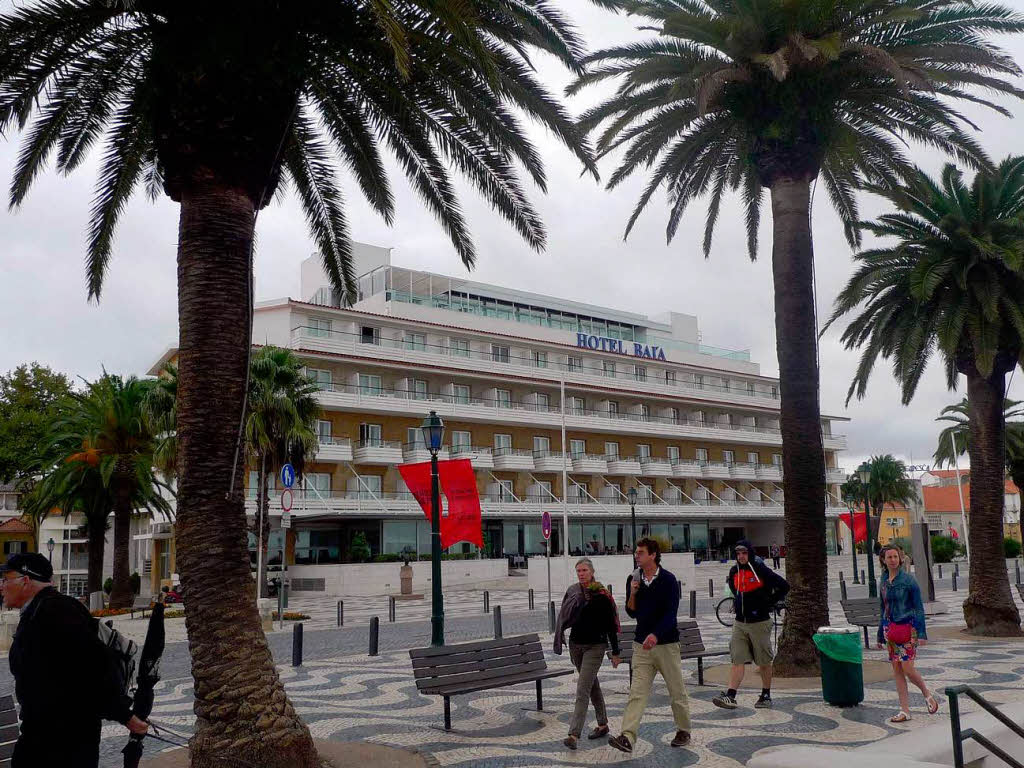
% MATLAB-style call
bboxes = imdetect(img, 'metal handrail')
[947,684,1024,768]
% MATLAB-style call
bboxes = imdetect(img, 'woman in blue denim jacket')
[876,545,939,722]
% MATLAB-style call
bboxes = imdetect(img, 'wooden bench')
[841,597,880,648]
[0,694,19,765]
[610,620,729,686]
[410,633,572,731]
[130,596,153,619]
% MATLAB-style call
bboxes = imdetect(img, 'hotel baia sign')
[576,333,667,361]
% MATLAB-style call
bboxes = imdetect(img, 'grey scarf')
[553,583,586,655]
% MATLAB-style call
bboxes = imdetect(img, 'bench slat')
[416,659,549,691]
[0,710,15,728]
[0,743,12,760]
[0,696,12,712]
[411,645,543,673]
[410,634,540,659]
[413,650,546,679]
[0,725,16,743]
[421,668,572,697]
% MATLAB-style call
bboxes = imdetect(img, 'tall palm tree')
[1,3,594,763]
[244,347,319,598]
[572,0,1024,673]
[827,158,1024,636]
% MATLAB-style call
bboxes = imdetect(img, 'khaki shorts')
[730,619,774,666]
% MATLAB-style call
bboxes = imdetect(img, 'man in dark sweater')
[1,552,148,767]
[608,538,691,753]
[712,539,789,710]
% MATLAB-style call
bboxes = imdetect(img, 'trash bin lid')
[816,626,860,634]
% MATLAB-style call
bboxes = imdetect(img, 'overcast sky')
[3,1,1024,476]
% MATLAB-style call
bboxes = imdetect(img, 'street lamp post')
[46,537,55,563]
[422,411,446,647]
[627,487,638,564]
[859,463,877,597]
[844,493,860,584]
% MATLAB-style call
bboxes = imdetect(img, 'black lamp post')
[46,537,55,563]
[421,410,446,646]
[844,491,860,584]
[627,486,638,562]
[859,463,877,597]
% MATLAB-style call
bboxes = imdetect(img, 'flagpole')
[560,374,570,583]
[949,431,970,562]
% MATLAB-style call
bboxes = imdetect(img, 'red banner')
[839,512,868,544]
[398,459,482,548]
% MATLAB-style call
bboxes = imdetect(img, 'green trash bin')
[813,626,864,706]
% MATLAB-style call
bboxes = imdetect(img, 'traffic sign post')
[542,512,552,613]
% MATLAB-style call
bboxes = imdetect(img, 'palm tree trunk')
[768,177,829,676]
[108,480,135,609]
[964,370,1022,636]
[175,183,319,768]
[86,516,107,596]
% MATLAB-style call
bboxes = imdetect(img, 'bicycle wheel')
[716,597,735,627]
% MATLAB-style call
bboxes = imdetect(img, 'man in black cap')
[1,552,148,767]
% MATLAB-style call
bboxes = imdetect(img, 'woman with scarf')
[554,557,621,750]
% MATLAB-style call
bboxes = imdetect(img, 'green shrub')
[103,577,113,594]
[1005,537,1022,559]
[931,535,956,563]
[349,532,371,563]
[373,553,403,563]
[130,572,141,595]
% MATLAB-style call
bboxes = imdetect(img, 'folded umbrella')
[123,598,166,768]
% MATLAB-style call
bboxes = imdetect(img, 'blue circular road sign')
[280,463,296,489]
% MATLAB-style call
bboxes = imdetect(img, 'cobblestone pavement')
[92,581,1024,767]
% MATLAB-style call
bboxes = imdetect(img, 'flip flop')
[926,695,939,714]
[889,711,912,723]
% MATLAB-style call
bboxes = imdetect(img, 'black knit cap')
[0,552,54,581]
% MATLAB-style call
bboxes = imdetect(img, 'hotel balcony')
[449,445,494,469]
[572,454,609,474]
[313,437,353,462]
[826,467,848,485]
[353,439,404,464]
[671,459,705,479]
[756,464,783,482]
[639,457,673,477]
[492,447,536,471]
[401,443,449,464]
[606,455,642,475]
[533,450,568,473]
[729,462,759,481]
[704,462,731,479]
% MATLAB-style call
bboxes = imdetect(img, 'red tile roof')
[0,518,33,534]
[923,477,1020,512]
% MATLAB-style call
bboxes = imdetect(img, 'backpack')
[95,617,138,720]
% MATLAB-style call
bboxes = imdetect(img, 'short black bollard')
[952,572,958,592]
[548,600,556,633]
[277,588,284,630]
[292,623,303,667]
[839,571,844,584]
[528,588,534,610]
[861,569,866,584]
[484,590,490,613]
[689,590,697,619]
[337,600,344,627]
[709,578,714,598]
[369,616,380,656]
[1016,561,1021,585]
[938,564,943,579]
[389,596,396,622]
[955,562,960,577]
[493,605,503,639]
[608,584,613,597]
[840,579,848,601]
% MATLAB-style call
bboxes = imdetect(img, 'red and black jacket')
[727,560,789,623]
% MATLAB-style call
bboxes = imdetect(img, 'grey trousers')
[568,641,608,737]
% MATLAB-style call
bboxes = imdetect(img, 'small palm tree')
[573,0,1024,674]
[144,363,178,484]
[865,454,914,538]
[827,158,1024,636]
[245,348,320,598]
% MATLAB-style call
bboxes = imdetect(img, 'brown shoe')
[608,734,632,753]
[671,730,691,747]
[588,725,609,740]
[564,736,578,750]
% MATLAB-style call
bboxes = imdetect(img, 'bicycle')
[715,597,787,631]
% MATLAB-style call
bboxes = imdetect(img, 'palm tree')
[827,158,1024,636]
[572,0,1024,673]
[144,363,178,484]
[1,3,594,763]
[865,454,914,543]
[245,347,319,598]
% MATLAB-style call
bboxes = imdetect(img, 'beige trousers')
[620,641,691,744]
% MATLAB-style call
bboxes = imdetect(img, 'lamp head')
[858,462,871,486]
[420,410,445,454]
[627,486,638,505]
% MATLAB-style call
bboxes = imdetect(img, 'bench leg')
[863,626,869,649]
[536,680,543,711]
[629,663,633,687]
[444,697,451,731]
[697,656,704,687]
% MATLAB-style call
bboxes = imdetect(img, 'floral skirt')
[883,622,918,663]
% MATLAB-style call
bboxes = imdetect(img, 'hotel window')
[404,332,427,351]
[406,427,425,448]
[307,368,332,390]
[634,364,647,382]
[495,389,512,408]
[665,370,676,385]
[360,325,380,345]
[695,486,710,502]
[638,404,651,421]
[450,338,470,357]
[694,410,705,425]
[317,420,332,443]
[770,385,778,398]
[3,541,25,556]
[358,374,382,395]
[694,374,704,389]
[723,450,735,465]
[308,317,333,338]
[495,480,514,502]
[535,393,550,410]
[356,474,381,499]
[452,384,470,404]
[638,483,653,504]
[566,355,582,372]
[607,401,619,417]
[696,447,708,463]
[533,350,548,368]
[637,444,651,459]
[492,344,511,363]
[306,472,332,494]
[570,439,586,457]
[604,441,619,458]
[667,446,680,462]
[359,423,383,446]
[746,382,756,396]
[569,396,585,415]
[568,482,586,501]
[451,430,472,451]
[410,379,428,400]
[494,433,512,453]
[603,361,616,377]
[533,436,551,455]
[669,407,680,424]
[772,453,783,466]
[747,451,759,464]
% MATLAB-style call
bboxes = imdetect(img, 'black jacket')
[624,568,680,645]
[10,587,132,736]
[727,560,789,623]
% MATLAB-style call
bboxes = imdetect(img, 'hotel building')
[146,242,849,585]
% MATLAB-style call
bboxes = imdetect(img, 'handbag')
[885,622,913,645]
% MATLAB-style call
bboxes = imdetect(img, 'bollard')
[337,600,344,627]
[528,588,534,610]
[955,563,960,577]
[938,564,943,579]
[1016,561,1021,586]
[369,616,380,656]
[952,572,958,592]
[283,582,289,610]
[484,590,490,614]
[609,584,613,597]
[840,580,848,601]
[861,569,866,584]
[292,623,303,667]
[277,588,284,631]
[689,590,697,619]
[493,605,503,639]
[388,596,396,623]
[548,601,556,633]
[709,578,714,598]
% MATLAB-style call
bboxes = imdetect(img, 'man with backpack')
[1,552,148,767]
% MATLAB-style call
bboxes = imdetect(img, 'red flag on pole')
[398,461,442,521]
[839,512,868,543]
[439,459,483,548]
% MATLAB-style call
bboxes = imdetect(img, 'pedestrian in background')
[769,542,782,569]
